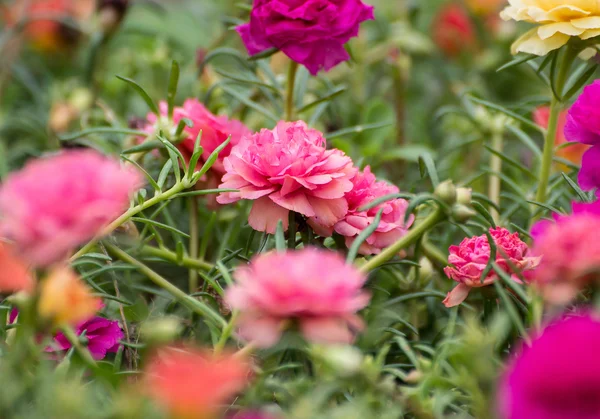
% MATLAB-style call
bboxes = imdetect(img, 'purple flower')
[499,314,600,419]
[236,0,374,75]
[565,80,600,146]
[49,316,124,360]
[578,145,600,191]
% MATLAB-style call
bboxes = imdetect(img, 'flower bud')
[456,187,472,205]
[451,204,477,223]
[312,345,363,377]
[434,180,457,205]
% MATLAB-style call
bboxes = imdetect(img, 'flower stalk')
[285,60,298,121]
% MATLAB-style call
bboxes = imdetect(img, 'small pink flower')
[50,316,123,360]
[531,204,600,305]
[0,150,143,266]
[217,121,356,234]
[333,166,413,255]
[145,99,251,176]
[225,248,370,347]
[443,227,540,307]
[499,314,600,419]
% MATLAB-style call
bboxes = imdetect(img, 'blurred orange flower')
[0,242,33,293]
[533,106,590,167]
[145,347,251,419]
[432,4,477,58]
[38,265,100,326]
[1,0,95,52]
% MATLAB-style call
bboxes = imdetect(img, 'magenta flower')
[217,121,356,234]
[443,227,540,307]
[225,248,370,347]
[0,150,143,266]
[50,316,124,360]
[531,204,600,305]
[332,166,414,255]
[578,145,600,191]
[145,99,251,176]
[499,314,600,419]
[237,0,375,75]
[564,80,600,146]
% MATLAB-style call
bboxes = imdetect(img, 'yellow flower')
[38,266,100,326]
[501,0,600,55]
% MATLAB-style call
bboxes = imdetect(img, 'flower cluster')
[443,227,540,307]
[237,0,374,75]
[225,248,370,347]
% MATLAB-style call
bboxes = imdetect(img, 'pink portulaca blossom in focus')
[443,227,540,307]
[499,314,600,419]
[217,121,356,234]
[332,166,414,255]
[145,99,251,176]
[225,248,370,347]
[0,150,143,266]
[530,202,600,305]
[50,316,123,360]
[237,0,375,75]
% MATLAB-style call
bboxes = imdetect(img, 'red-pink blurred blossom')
[225,248,370,347]
[0,150,143,266]
[332,166,413,255]
[217,121,356,234]
[443,227,540,307]
[432,4,477,58]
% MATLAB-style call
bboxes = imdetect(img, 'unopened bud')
[315,345,363,377]
[456,187,472,205]
[405,369,423,384]
[140,317,182,345]
[434,180,457,205]
[452,204,476,223]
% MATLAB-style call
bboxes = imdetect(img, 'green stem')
[359,208,446,273]
[489,130,504,223]
[422,239,448,269]
[70,181,189,261]
[104,243,226,329]
[214,311,239,354]
[285,61,299,121]
[140,245,213,271]
[535,47,577,210]
[188,198,199,293]
[60,326,98,370]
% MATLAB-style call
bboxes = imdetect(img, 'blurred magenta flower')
[432,3,477,58]
[332,166,414,255]
[0,150,143,266]
[145,99,251,176]
[217,121,355,234]
[225,248,370,347]
[145,347,250,419]
[443,227,540,307]
[499,314,600,419]
[531,203,600,305]
[236,0,374,75]
[230,411,279,419]
[50,316,123,360]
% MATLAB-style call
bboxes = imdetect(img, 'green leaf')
[196,137,231,178]
[275,220,286,252]
[496,54,537,72]
[326,121,393,140]
[561,173,589,202]
[484,145,537,179]
[471,201,497,228]
[157,159,173,189]
[120,155,161,192]
[346,209,383,263]
[187,130,204,180]
[297,86,347,114]
[60,127,148,141]
[563,64,597,101]
[219,84,279,122]
[247,47,279,61]
[121,140,164,154]
[418,153,440,187]
[167,60,180,119]
[131,217,190,238]
[116,75,159,115]
[467,96,545,134]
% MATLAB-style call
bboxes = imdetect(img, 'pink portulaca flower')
[332,166,413,255]
[217,121,356,234]
[50,316,123,360]
[225,248,371,347]
[0,150,143,266]
[443,227,540,307]
[237,0,374,75]
[499,314,600,419]
[145,99,251,176]
[531,202,600,305]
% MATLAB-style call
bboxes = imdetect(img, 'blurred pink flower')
[499,314,600,419]
[0,150,143,266]
[145,99,251,176]
[225,248,370,347]
[443,227,540,307]
[531,206,600,305]
[237,0,374,75]
[332,166,414,255]
[50,316,123,360]
[217,121,356,234]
